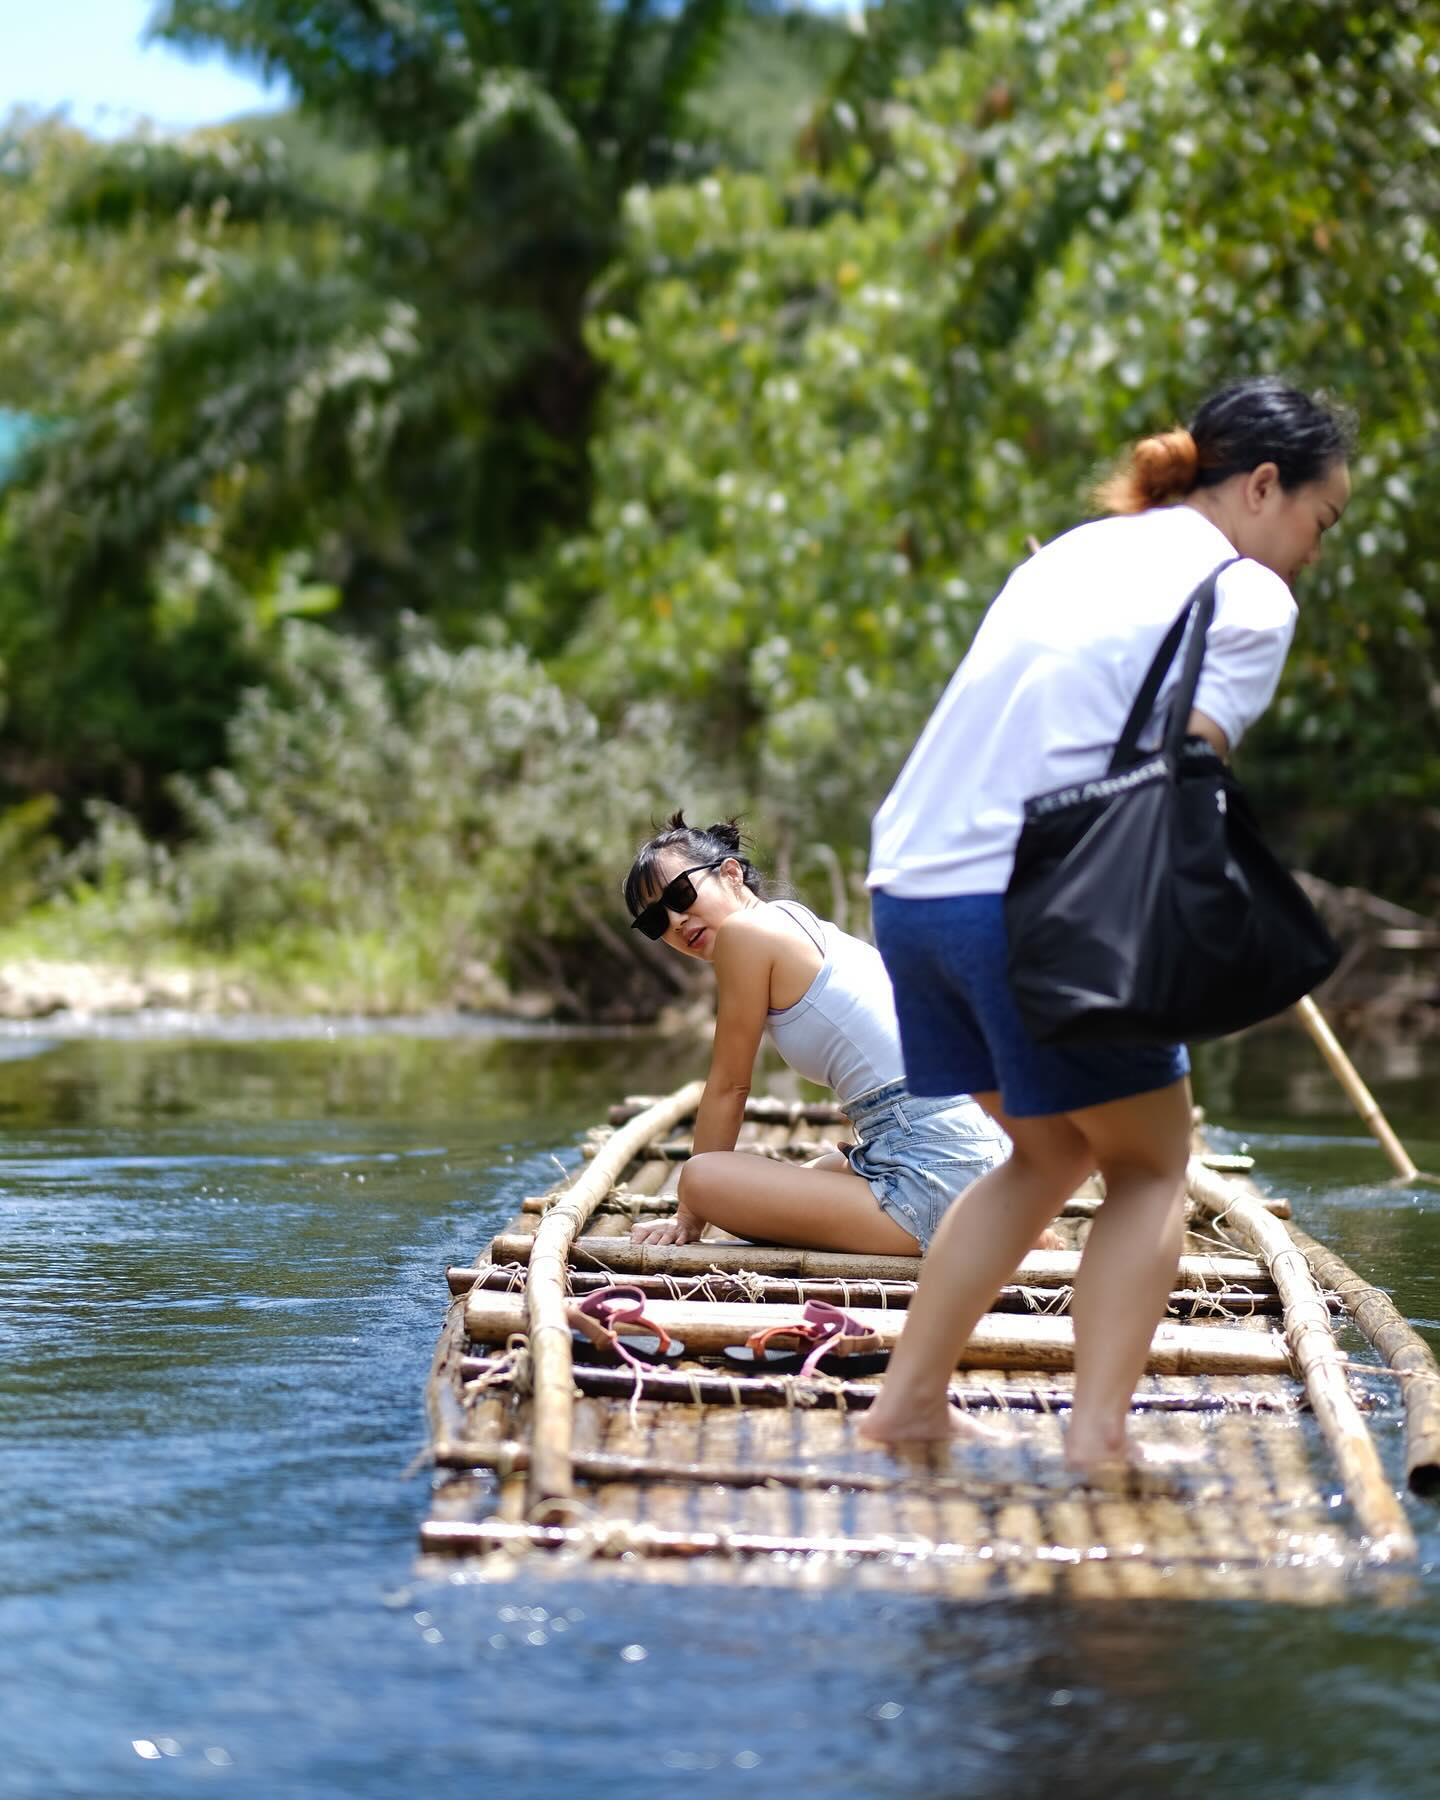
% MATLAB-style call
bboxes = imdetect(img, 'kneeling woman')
[624,815,1060,1256]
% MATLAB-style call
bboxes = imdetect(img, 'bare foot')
[1064,1422,1130,1479]
[857,1394,962,1446]
[1035,1227,1064,1252]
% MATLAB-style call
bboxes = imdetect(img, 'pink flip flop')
[567,1284,687,1371]
[722,1299,887,1378]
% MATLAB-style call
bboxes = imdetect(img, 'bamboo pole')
[468,1289,1292,1374]
[523,1079,705,1517]
[1285,1222,1440,1496]
[461,1261,1289,1317]
[546,1187,1288,1220]
[1293,994,1420,1182]
[419,1516,1345,1575]
[610,1096,847,1126]
[435,1438,1218,1501]
[1186,1159,1416,1560]
[479,1236,1273,1289]
[419,1516,966,1564]
[457,1356,1302,1414]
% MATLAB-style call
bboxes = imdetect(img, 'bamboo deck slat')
[421,1078,1422,1598]
[465,1288,1294,1374]
[472,1237,1274,1286]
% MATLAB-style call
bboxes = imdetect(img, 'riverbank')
[0,944,1432,1047]
[0,953,716,1042]
[0,952,565,1025]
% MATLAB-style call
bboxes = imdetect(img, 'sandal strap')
[568,1283,673,1359]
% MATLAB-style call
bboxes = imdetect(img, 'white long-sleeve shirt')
[868,505,1297,897]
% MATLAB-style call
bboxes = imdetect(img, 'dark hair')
[1096,377,1355,514]
[623,812,765,918]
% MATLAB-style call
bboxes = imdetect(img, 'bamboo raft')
[422,1082,1439,1599]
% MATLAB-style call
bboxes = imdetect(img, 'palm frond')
[149,0,475,143]
[612,0,740,189]
[58,137,344,231]
[589,0,658,149]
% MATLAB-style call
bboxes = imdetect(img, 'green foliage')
[0,3,756,818]
[4,0,1440,1016]
[11,0,747,618]
[0,797,60,925]
[564,0,1440,894]
[43,621,704,1015]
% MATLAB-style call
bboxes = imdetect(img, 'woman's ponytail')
[1094,427,1200,515]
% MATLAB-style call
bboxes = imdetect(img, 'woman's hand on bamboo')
[631,1206,704,1246]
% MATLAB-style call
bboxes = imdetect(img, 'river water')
[2,1020,1437,1798]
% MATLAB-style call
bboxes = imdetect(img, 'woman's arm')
[696,923,774,1142]
[1186,708,1229,758]
[635,920,772,1246]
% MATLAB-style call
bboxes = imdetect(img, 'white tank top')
[764,902,905,1107]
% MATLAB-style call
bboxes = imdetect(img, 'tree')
[563,0,1440,900]
[0,1,751,819]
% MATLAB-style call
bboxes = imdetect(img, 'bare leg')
[635,1147,1064,1257]
[1063,1080,1191,1473]
[633,1151,923,1255]
[859,1099,1093,1443]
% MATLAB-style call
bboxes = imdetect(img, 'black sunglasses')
[630,859,727,940]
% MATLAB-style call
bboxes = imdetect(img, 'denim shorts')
[871,890,1189,1120]
[843,1079,1008,1251]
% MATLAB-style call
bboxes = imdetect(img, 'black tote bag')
[1003,560,1340,1046]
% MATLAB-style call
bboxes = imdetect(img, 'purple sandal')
[567,1284,687,1371]
[722,1299,888,1378]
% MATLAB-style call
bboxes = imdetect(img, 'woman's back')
[868,504,1297,898]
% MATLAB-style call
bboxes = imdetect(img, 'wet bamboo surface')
[421,1085,1421,1600]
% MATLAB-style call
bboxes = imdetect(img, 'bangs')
[623,842,673,918]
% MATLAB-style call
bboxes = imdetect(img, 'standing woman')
[860,377,1353,1472]
[623,815,1062,1256]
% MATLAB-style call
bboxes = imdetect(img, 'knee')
[1097,1147,1188,1193]
[677,1153,724,1218]
[1007,1124,1093,1195]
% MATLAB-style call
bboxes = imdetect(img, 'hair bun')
[707,819,743,853]
[1095,427,1199,515]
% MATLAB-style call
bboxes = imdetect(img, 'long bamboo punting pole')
[1284,1222,1440,1497]
[478,1236,1272,1288]
[523,1080,705,1518]
[1186,1159,1416,1560]
[468,1289,1292,1375]
[1293,995,1421,1182]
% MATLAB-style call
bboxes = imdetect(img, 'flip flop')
[721,1300,888,1378]
[566,1284,686,1370]
[721,1328,807,1376]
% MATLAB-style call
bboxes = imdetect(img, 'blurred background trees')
[0,0,1436,1014]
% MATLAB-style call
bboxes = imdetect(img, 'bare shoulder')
[712,906,781,969]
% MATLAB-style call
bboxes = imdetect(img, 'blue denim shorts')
[871,890,1189,1120]
[843,1079,1008,1251]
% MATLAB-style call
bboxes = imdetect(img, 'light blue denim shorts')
[842,1078,1009,1251]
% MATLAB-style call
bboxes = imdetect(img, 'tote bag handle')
[1106,557,1241,776]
